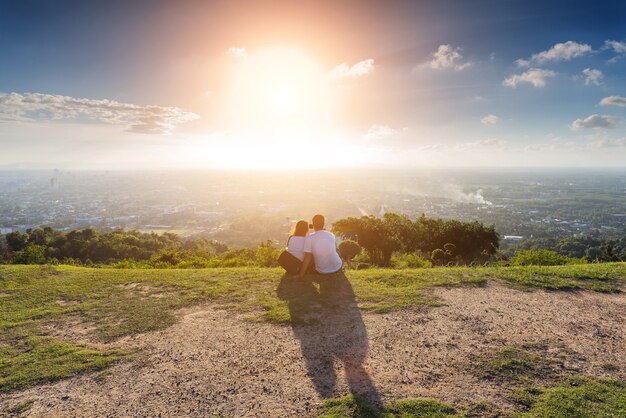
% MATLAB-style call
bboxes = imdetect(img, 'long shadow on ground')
[277,271,381,406]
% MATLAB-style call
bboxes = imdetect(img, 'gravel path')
[3,278,625,417]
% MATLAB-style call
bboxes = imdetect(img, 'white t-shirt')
[304,230,343,274]
[287,236,306,261]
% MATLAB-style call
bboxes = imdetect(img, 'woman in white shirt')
[287,220,309,261]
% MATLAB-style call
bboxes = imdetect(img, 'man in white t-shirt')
[299,214,343,277]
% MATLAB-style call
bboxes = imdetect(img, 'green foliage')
[152,249,184,265]
[5,231,29,252]
[515,376,626,417]
[255,241,281,267]
[510,236,626,262]
[0,227,230,266]
[333,213,499,267]
[512,249,586,266]
[0,336,124,392]
[12,245,46,265]
[390,253,431,269]
[333,215,402,266]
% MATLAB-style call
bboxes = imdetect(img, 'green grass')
[0,336,124,392]
[515,376,626,417]
[475,343,566,384]
[319,395,458,418]
[319,377,626,418]
[0,263,624,394]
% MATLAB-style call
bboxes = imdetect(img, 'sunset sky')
[1,0,626,169]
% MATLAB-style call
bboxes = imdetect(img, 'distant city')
[0,169,624,249]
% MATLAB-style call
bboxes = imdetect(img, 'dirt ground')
[2,279,625,417]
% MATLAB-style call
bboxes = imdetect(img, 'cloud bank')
[0,92,199,134]
[600,96,626,107]
[570,114,620,131]
[503,68,556,88]
[516,41,592,67]
[421,45,471,71]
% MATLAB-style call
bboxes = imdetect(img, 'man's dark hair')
[312,214,325,230]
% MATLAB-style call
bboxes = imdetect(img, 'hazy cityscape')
[1,168,624,249]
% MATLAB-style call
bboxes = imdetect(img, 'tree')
[334,213,499,266]
[333,216,401,266]
[5,231,29,252]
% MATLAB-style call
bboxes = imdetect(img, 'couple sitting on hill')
[279,214,343,277]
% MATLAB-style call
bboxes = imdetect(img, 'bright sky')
[1,0,625,169]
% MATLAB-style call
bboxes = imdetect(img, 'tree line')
[1,213,622,268]
[508,235,626,262]
[0,227,230,266]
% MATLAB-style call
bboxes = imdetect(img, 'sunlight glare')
[266,83,297,116]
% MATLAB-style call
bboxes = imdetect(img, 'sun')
[181,46,368,170]
[228,47,333,134]
[266,83,297,116]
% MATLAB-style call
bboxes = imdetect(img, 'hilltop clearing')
[1,264,625,416]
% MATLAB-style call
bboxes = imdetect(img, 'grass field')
[1,263,625,415]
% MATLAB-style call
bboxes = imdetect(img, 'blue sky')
[1,0,625,169]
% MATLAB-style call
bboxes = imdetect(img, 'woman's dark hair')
[292,220,309,237]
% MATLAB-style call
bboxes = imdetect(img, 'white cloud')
[503,68,556,88]
[0,92,199,134]
[604,40,626,54]
[421,45,471,71]
[328,59,375,80]
[480,114,499,125]
[570,114,620,131]
[227,47,247,59]
[600,96,626,107]
[363,124,406,140]
[582,68,603,86]
[604,40,626,63]
[515,59,530,67]
[516,41,592,66]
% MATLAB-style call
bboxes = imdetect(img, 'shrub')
[12,245,46,264]
[338,239,361,261]
[255,244,281,267]
[151,249,183,265]
[512,249,586,266]
[112,259,150,269]
[338,239,361,269]
[391,253,432,269]
[218,257,255,267]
